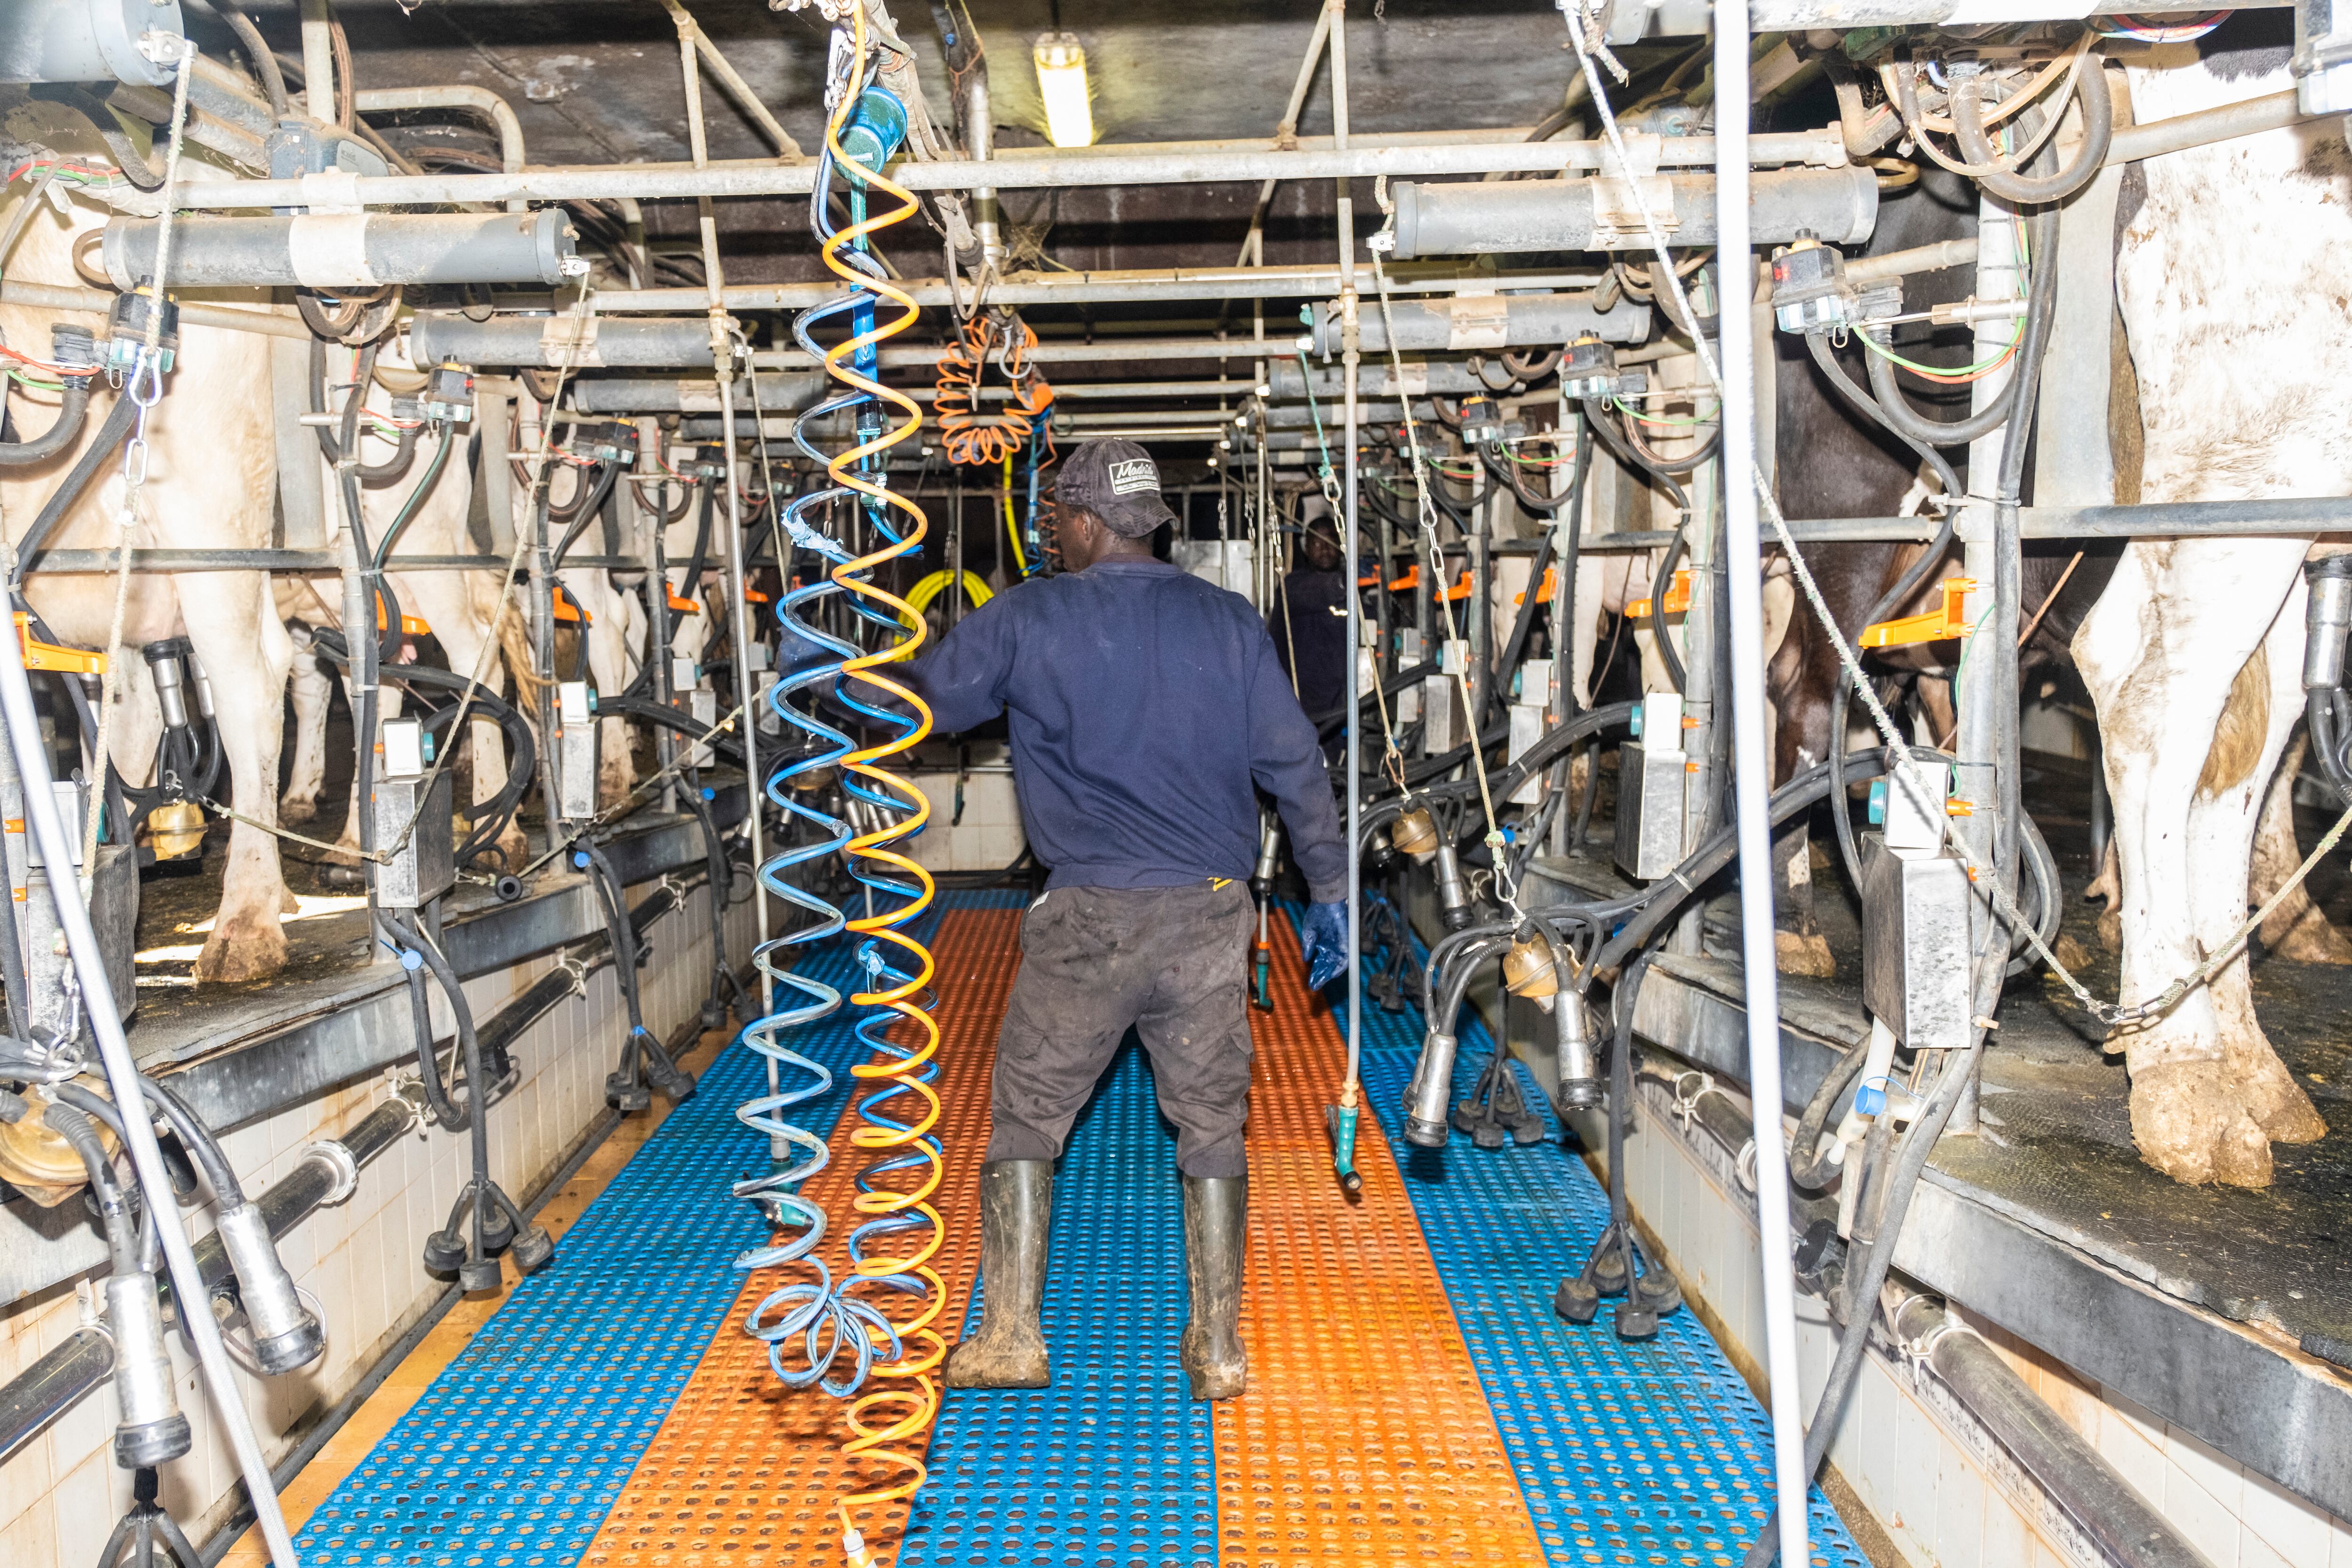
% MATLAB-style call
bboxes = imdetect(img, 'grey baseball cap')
[1056,438,1179,538]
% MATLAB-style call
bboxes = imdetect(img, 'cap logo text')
[1108,458,1158,495]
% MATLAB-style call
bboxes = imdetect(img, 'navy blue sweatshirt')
[904,558,1350,904]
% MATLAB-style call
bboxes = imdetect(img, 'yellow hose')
[818,11,944,1553]
[1001,451,1027,576]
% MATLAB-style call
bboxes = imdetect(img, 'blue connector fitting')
[839,88,908,174]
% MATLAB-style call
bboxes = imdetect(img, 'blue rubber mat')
[1343,917,1867,1568]
[900,1035,1218,1568]
[292,906,946,1567]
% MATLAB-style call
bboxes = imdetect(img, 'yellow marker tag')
[1208,878,1232,890]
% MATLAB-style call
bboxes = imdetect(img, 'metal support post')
[1673,416,1719,955]
[1714,12,1813,1565]
[1334,0,1364,1109]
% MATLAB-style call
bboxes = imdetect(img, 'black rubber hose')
[400,948,468,1132]
[0,376,92,466]
[551,464,621,565]
[372,424,455,570]
[1580,396,1690,515]
[1951,63,2114,207]
[45,1102,141,1274]
[1804,333,1963,501]
[135,1075,244,1208]
[10,392,136,580]
[1493,528,1558,705]
[1647,517,1689,693]
[1785,1038,1873,1190]
[356,420,420,486]
[1860,200,2061,451]
[211,0,290,117]
[1740,1039,1982,1567]
[1620,406,1721,477]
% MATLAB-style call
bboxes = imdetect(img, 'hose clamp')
[555,951,592,994]
[298,1138,361,1206]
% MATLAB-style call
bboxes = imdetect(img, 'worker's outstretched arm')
[890,596,1018,734]
[1245,631,1351,986]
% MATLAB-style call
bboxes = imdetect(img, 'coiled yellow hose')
[815,10,944,1560]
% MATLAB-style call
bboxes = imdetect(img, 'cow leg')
[2186,603,2328,1164]
[184,580,294,983]
[2077,539,2307,1186]
[2252,728,2352,962]
[281,651,331,823]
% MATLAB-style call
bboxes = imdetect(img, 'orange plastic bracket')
[553,586,591,626]
[1861,577,1975,649]
[14,614,103,676]
[1386,565,1421,592]
[373,594,431,639]
[741,588,771,604]
[1513,565,1561,607]
[667,590,701,615]
[1625,569,1692,621]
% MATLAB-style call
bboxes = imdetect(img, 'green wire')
[1608,395,1720,428]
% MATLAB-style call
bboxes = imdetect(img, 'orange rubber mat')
[1216,914,1545,1565]
[582,905,1020,1568]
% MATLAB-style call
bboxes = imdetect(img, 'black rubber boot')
[1179,1174,1248,1401]
[944,1160,1053,1389]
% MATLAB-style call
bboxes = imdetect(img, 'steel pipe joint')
[1403,1030,1459,1148]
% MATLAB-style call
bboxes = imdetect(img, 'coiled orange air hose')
[815,13,945,1564]
[933,313,1054,467]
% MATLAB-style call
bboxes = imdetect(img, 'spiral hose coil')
[932,313,1054,467]
[726,15,944,1559]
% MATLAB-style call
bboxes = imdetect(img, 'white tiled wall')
[904,770,1026,873]
[1570,1076,2352,1568]
[0,882,757,1564]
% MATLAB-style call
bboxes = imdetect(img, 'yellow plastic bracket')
[14,614,103,675]
[1624,568,1692,621]
[1861,577,1975,649]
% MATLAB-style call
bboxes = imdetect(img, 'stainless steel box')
[372,769,454,910]
[1614,739,1687,880]
[25,843,138,1040]
[1859,833,1973,1052]
[557,681,599,822]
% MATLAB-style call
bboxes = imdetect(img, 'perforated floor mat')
[1337,911,1869,1568]
[1212,917,1543,1565]
[290,908,944,1567]
[586,902,1021,1567]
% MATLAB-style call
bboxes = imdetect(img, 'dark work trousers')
[986,880,1256,1180]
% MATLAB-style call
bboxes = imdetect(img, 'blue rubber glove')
[1300,900,1351,991]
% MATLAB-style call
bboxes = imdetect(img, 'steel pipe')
[353,84,527,212]
[598,263,1600,314]
[1388,165,1878,260]
[146,128,1851,211]
[1889,1289,2218,1568]
[753,336,1295,370]
[0,0,184,89]
[0,278,310,340]
[408,313,714,368]
[1271,360,1512,398]
[1307,291,1651,356]
[104,210,578,290]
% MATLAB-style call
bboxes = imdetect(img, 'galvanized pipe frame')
[147,128,1852,212]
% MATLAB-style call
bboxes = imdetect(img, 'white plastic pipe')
[1714,8,1813,1566]
[352,86,526,213]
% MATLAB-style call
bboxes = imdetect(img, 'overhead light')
[1034,33,1095,149]
[1219,437,1232,450]
[1232,411,1247,426]
[1255,382,1271,397]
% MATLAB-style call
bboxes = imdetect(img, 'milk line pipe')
[599,264,1603,313]
[0,597,302,1561]
[151,128,1849,209]
[1707,7,1812,1562]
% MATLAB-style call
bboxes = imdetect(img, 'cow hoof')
[2262,904,2352,966]
[1772,930,1834,979]
[195,914,289,984]
[2223,1033,2329,1145]
[280,888,302,916]
[2053,934,2096,974]
[281,797,318,825]
[2130,1060,2273,1188]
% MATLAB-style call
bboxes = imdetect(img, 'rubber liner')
[1213,916,1544,1565]
[585,900,1022,1567]
[1337,910,1869,1568]
[289,906,946,1567]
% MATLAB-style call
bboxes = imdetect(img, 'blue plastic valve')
[1855,1079,1887,1117]
[839,87,908,174]
[1867,778,1888,826]
[572,850,591,869]
[701,787,716,801]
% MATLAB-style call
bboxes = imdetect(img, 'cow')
[0,97,296,982]
[2071,12,2337,1186]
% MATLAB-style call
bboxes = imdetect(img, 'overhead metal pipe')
[753,336,1296,369]
[353,85,527,211]
[601,263,1601,314]
[1386,165,1878,260]
[103,209,580,290]
[150,128,1853,211]
[408,313,718,368]
[1306,291,1651,356]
